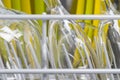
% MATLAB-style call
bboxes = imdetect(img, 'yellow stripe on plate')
[3,0,12,8]
[33,0,45,25]
[21,0,31,14]
[84,0,94,34]
[11,0,21,11]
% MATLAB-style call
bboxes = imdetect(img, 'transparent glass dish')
[0,7,42,80]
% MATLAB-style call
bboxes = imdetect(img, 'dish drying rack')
[0,14,120,80]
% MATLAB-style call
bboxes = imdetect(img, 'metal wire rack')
[0,15,120,20]
[0,14,120,80]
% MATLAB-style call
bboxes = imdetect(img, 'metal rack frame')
[0,14,120,74]
[0,15,120,20]
[0,69,120,74]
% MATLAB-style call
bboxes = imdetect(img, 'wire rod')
[0,69,120,74]
[0,15,120,20]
